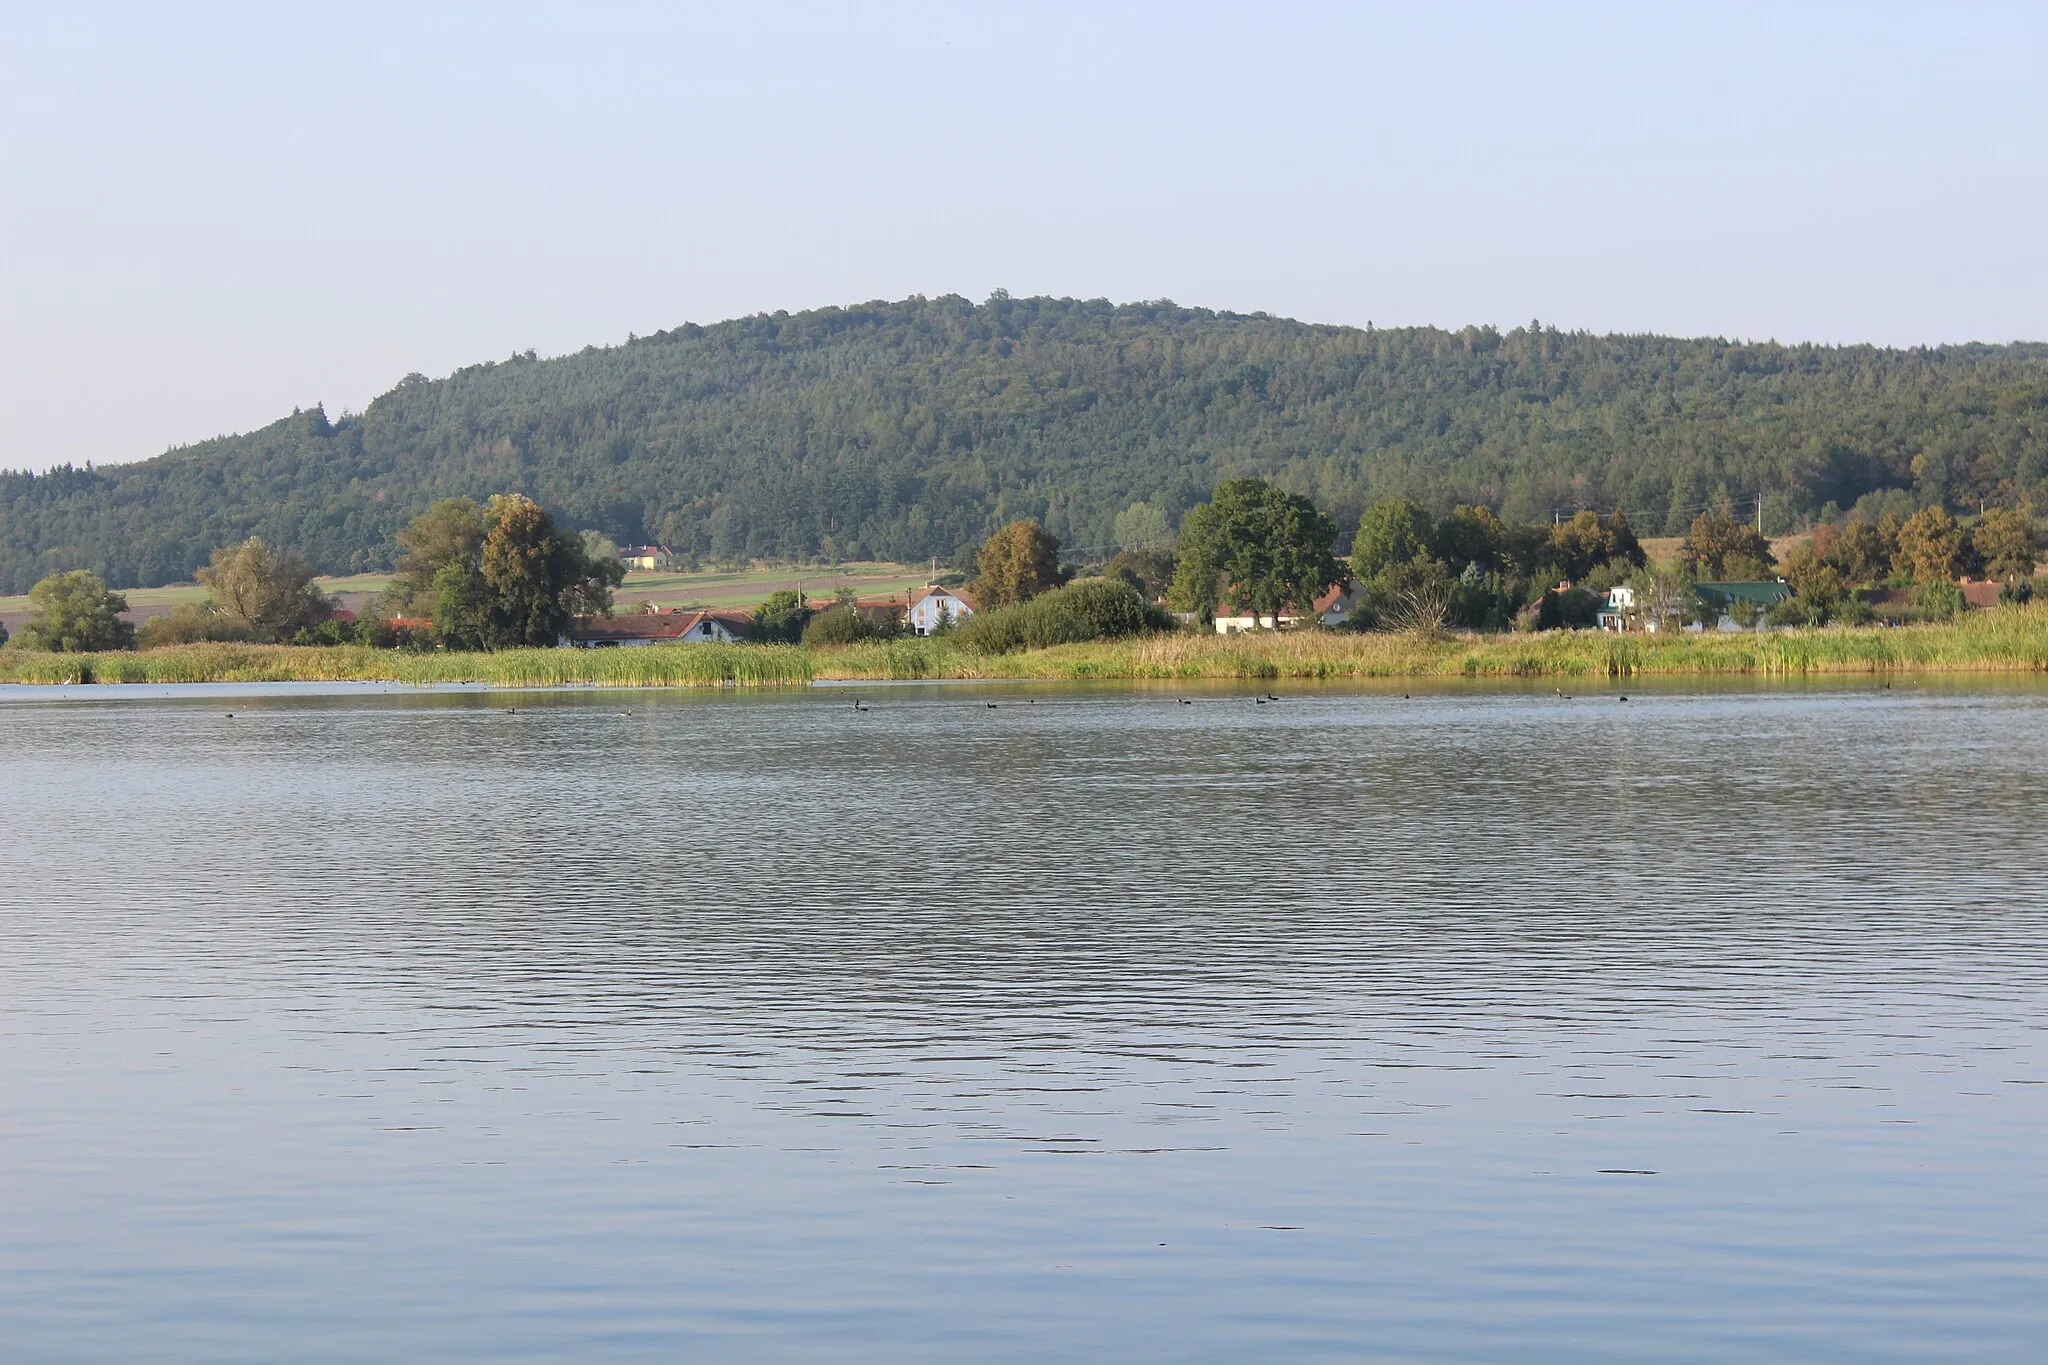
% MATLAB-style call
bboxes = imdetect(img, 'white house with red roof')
[1212,580,1360,633]
[564,608,750,646]
[907,585,977,635]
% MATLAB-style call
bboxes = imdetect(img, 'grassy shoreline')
[4,607,2047,686]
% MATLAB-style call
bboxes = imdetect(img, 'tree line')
[7,478,2037,654]
[4,294,2047,595]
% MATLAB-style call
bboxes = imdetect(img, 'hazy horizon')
[6,2,2045,473]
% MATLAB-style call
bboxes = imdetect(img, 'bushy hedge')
[956,577,1165,654]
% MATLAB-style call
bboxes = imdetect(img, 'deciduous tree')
[1679,507,1775,579]
[1171,478,1341,627]
[971,520,1063,607]
[198,538,334,641]
[1973,506,2039,584]
[1896,505,1965,585]
[21,570,135,652]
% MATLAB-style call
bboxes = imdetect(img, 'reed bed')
[811,605,2048,681]
[0,642,813,687]
[5,608,2045,687]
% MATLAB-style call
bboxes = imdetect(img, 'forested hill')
[5,294,2047,592]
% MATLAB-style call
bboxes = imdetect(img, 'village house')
[1691,581,1792,631]
[563,607,750,647]
[615,545,678,572]
[1595,585,1634,632]
[1212,581,1361,633]
[907,585,976,635]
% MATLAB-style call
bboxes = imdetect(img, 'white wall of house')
[909,593,973,635]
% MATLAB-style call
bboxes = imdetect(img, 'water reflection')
[3,684,2045,1362]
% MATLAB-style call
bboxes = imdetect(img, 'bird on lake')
[225,712,233,719]
[985,701,998,709]
[1266,693,1281,702]
[1254,697,1267,705]
[1618,695,1629,702]
[1178,697,1192,705]
[853,700,869,712]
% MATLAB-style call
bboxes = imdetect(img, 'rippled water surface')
[4,680,2046,1362]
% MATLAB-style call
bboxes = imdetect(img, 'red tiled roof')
[1310,581,1357,613]
[568,608,750,643]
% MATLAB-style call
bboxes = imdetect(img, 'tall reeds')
[0,642,813,687]
[4,608,2045,686]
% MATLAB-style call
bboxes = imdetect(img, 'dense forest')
[4,293,2046,593]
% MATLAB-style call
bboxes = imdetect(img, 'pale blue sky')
[3,1,2044,471]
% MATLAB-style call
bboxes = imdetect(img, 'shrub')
[802,607,869,645]
[955,577,1156,653]
[1054,577,1150,637]
[1913,580,1966,622]
[137,605,248,648]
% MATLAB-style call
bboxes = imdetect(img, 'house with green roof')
[1694,581,1791,631]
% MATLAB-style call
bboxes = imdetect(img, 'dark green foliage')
[1102,547,1174,600]
[1049,577,1151,638]
[1913,580,1967,620]
[956,576,1158,654]
[7,297,2048,594]
[751,589,814,643]
[1170,478,1342,624]
[1533,586,1600,631]
[801,607,870,645]
[20,570,135,651]
[396,494,619,649]
[1350,499,1433,580]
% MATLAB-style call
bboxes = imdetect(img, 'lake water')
[3,680,2046,1362]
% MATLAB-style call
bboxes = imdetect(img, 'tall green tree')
[479,493,621,646]
[750,589,814,643]
[1431,504,1510,573]
[198,537,334,641]
[385,497,488,615]
[21,570,135,651]
[1350,499,1432,581]
[1170,478,1341,626]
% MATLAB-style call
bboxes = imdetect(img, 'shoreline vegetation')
[5,606,2047,687]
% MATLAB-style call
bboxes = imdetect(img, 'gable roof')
[907,584,977,610]
[568,608,751,643]
[1696,580,1792,606]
